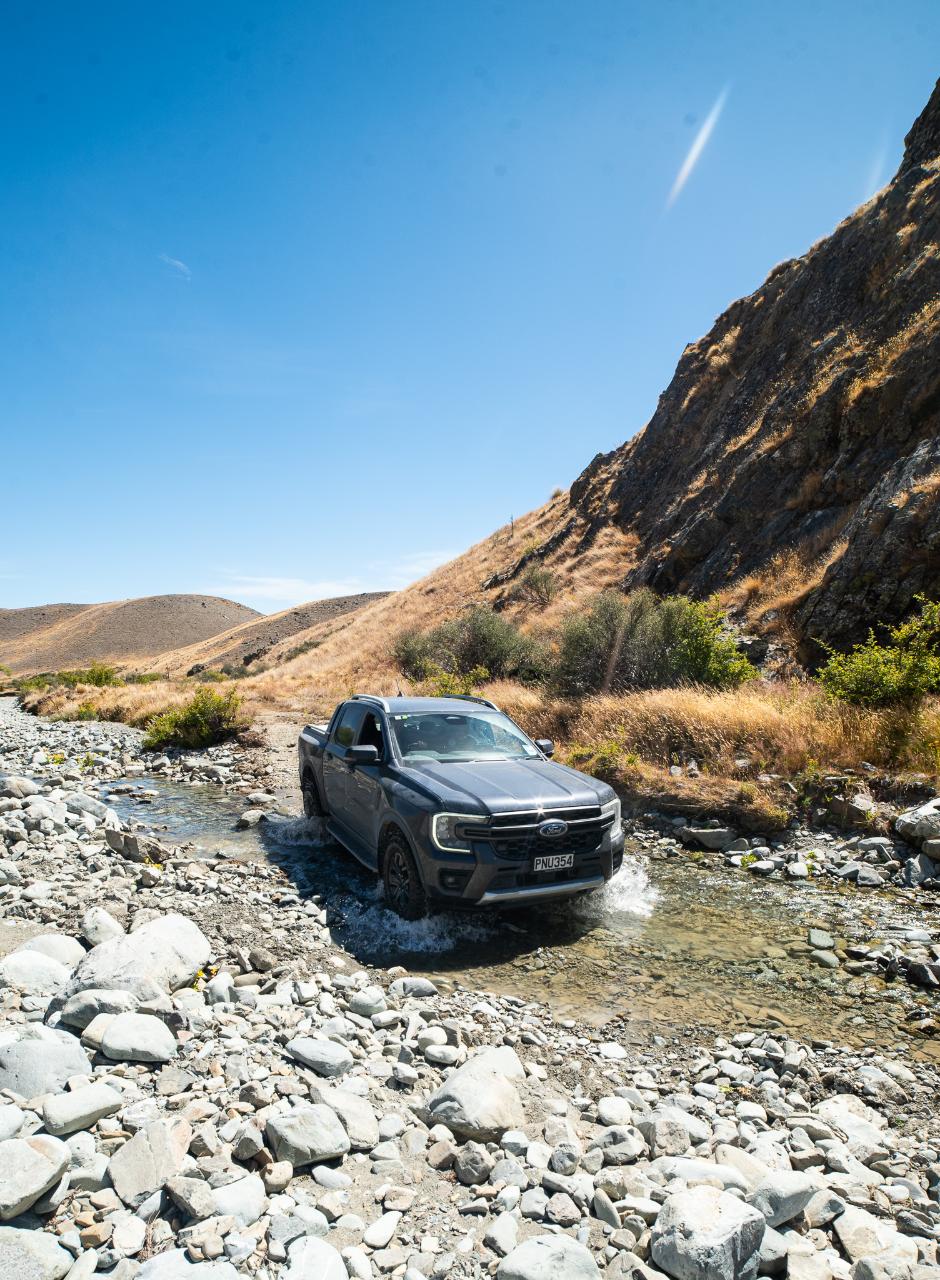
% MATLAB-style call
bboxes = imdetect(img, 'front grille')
[462,805,610,862]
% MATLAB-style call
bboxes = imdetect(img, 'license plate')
[533,853,574,872]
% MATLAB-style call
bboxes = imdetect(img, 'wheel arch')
[377,820,424,883]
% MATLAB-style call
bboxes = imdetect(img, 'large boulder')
[815,1096,889,1166]
[0,950,71,997]
[18,935,86,968]
[265,1106,350,1167]
[0,777,40,799]
[425,1047,525,1141]
[746,1171,818,1227]
[0,1026,91,1098]
[895,797,940,848]
[100,1012,177,1063]
[62,913,210,1001]
[0,1226,73,1279]
[43,1082,123,1137]
[497,1235,600,1280]
[833,1205,918,1267]
[108,1118,192,1208]
[651,1187,765,1280]
[0,1135,70,1220]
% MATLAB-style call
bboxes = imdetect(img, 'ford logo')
[538,819,568,838]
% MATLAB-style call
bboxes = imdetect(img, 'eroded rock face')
[490,79,940,659]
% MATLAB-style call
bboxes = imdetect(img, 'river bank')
[1,699,939,1280]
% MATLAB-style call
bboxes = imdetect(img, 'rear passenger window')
[332,704,365,747]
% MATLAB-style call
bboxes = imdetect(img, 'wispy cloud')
[205,550,457,612]
[863,136,889,202]
[159,253,191,280]
[667,86,730,209]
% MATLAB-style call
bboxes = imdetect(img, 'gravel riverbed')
[1,699,939,1280]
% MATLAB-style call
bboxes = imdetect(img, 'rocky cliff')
[553,80,940,660]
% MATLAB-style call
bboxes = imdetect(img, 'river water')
[105,777,939,1058]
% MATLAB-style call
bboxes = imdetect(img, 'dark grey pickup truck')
[297,694,624,918]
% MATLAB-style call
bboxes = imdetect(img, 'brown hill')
[247,79,940,706]
[163,592,392,676]
[0,595,260,675]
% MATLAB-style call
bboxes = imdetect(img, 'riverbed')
[105,773,938,1057]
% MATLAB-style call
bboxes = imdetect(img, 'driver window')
[332,704,365,747]
[358,713,384,757]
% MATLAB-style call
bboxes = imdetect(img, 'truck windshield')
[390,710,540,762]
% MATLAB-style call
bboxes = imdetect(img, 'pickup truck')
[297,694,624,919]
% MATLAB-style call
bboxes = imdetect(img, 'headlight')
[600,797,622,840]
[431,812,488,853]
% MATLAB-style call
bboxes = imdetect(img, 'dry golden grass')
[721,536,848,631]
[846,297,940,407]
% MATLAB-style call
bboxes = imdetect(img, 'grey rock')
[286,1036,353,1078]
[210,1174,267,1228]
[388,977,438,998]
[0,950,71,997]
[265,1105,350,1167]
[0,1226,73,1279]
[63,912,210,1001]
[284,1236,347,1280]
[746,1171,817,1226]
[310,1086,379,1151]
[0,1025,91,1098]
[425,1047,525,1141]
[108,1118,191,1208]
[18,934,85,968]
[497,1235,600,1280]
[60,987,139,1029]
[136,1249,239,1280]
[650,1187,765,1280]
[43,1081,123,1136]
[100,1012,177,1063]
[80,907,125,945]
[484,1211,519,1257]
[0,1135,70,1220]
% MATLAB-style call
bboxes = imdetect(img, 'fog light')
[440,870,472,893]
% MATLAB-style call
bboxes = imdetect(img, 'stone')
[210,1174,267,1228]
[425,1047,525,1141]
[484,1211,519,1257]
[746,1171,817,1226]
[833,1205,918,1266]
[100,1012,177,1063]
[389,977,438,998]
[136,1249,239,1280]
[43,1081,123,1136]
[284,1236,347,1280]
[363,1211,400,1249]
[0,1135,70,1220]
[815,1096,889,1165]
[895,797,940,846]
[650,1187,765,1280]
[286,1036,354,1078]
[0,1026,91,1098]
[60,987,139,1029]
[265,1105,351,1167]
[81,906,125,945]
[63,912,210,1001]
[0,1106,23,1143]
[311,1086,379,1151]
[497,1235,600,1280]
[0,1226,73,1279]
[108,1118,192,1208]
[0,950,71,996]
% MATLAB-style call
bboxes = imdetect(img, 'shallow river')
[105,778,939,1058]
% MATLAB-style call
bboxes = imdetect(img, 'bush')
[143,687,247,751]
[518,565,559,605]
[126,672,163,684]
[420,663,490,698]
[59,662,123,688]
[394,607,549,685]
[819,597,940,707]
[554,589,755,696]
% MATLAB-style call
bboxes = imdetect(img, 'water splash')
[261,814,327,846]
[574,861,658,921]
[333,888,502,958]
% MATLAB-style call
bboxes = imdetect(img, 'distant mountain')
[0,595,260,674]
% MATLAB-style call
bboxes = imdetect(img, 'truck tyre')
[301,774,324,818]
[383,833,427,920]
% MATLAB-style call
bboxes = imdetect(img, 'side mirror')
[346,744,379,766]
[535,738,555,758]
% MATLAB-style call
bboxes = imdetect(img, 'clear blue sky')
[2,3,937,613]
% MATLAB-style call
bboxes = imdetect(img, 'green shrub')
[72,701,97,721]
[143,687,247,751]
[519,565,559,605]
[15,674,51,693]
[819,598,940,707]
[127,672,163,684]
[394,607,549,684]
[59,662,123,688]
[420,663,490,697]
[554,589,755,696]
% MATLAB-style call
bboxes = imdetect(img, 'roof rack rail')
[350,694,390,710]
[444,694,498,710]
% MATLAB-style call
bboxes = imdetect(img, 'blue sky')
[2,2,938,613]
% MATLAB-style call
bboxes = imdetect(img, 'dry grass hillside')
[0,595,259,675]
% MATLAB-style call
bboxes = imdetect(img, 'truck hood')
[398,757,613,814]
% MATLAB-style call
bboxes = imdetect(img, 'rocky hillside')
[490,79,940,660]
[0,595,260,675]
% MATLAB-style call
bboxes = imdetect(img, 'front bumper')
[425,831,625,908]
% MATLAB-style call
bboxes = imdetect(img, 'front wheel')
[383,834,428,920]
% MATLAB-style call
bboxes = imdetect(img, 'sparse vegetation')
[518,564,559,605]
[819,597,940,708]
[393,606,548,685]
[143,687,247,751]
[554,589,755,696]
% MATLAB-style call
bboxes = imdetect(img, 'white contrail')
[667,86,729,209]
